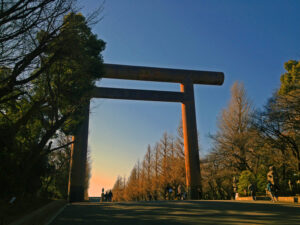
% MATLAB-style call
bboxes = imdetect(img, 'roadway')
[49,200,300,225]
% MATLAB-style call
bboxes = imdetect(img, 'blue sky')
[78,0,300,196]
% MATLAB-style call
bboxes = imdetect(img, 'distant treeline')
[112,60,300,201]
[113,128,186,201]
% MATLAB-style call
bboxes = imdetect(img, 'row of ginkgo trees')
[112,60,300,201]
[112,130,186,201]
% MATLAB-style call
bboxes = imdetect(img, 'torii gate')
[68,64,224,202]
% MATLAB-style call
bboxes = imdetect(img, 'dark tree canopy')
[0,1,105,199]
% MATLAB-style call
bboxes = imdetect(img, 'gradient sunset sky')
[78,0,300,196]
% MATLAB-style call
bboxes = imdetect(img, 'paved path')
[50,200,300,225]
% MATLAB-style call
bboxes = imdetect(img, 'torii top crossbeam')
[103,64,224,85]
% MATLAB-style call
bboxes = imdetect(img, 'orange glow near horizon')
[88,173,115,197]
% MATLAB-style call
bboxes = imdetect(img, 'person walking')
[168,186,173,200]
[177,184,182,200]
[267,181,276,202]
[108,190,113,202]
[101,188,104,202]
[248,183,256,200]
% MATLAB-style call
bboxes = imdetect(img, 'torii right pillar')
[181,79,202,200]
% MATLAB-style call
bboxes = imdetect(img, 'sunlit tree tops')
[279,60,300,95]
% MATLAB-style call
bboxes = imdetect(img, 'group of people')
[100,188,113,202]
[165,184,187,200]
[102,166,283,202]
[237,166,280,202]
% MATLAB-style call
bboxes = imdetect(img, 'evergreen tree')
[0,12,105,199]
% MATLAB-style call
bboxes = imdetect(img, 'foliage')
[0,0,75,100]
[40,134,71,199]
[113,60,300,201]
[279,60,300,95]
[253,59,300,172]
[238,170,255,195]
[112,124,188,201]
[112,176,126,202]
[0,4,105,200]
[204,63,299,198]
[112,61,300,200]
[210,82,254,173]
[201,151,234,200]
[256,167,268,193]
[253,93,300,172]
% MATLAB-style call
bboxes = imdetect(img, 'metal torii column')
[68,64,224,202]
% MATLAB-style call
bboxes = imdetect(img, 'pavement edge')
[9,200,67,225]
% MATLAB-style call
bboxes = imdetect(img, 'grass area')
[0,197,52,224]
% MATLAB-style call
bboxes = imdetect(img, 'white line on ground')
[44,204,68,225]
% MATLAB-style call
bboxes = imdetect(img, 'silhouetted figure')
[267,166,279,186]
[267,166,279,201]
[178,184,186,200]
[165,185,170,200]
[177,184,182,200]
[147,191,152,201]
[153,190,158,200]
[101,188,104,202]
[267,181,277,202]
[108,190,113,202]
[104,192,108,202]
[168,186,173,200]
[248,183,256,200]
[197,185,202,199]
[233,176,238,199]
[288,179,296,194]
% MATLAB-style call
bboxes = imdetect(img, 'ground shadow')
[50,200,300,225]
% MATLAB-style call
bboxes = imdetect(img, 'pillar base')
[69,185,85,202]
[187,185,202,200]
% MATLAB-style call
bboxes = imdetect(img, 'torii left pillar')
[68,102,90,202]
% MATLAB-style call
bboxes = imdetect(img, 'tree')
[238,170,255,195]
[0,0,76,101]
[201,149,234,200]
[124,166,139,201]
[159,132,171,199]
[112,176,125,202]
[253,94,300,174]
[174,123,187,187]
[0,12,105,199]
[211,82,254,173]
[202,82,255,199]
[40,133,72,199]
[151,143,161,200]
[113,127,188,201]
[279,60,300,95]
[253,60,300,173]
[142,145,152,200]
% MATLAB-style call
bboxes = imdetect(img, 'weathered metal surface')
[92,87,185,102]
[103,63,224,85]
[181,81,202,200]
[68,103,90,202]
